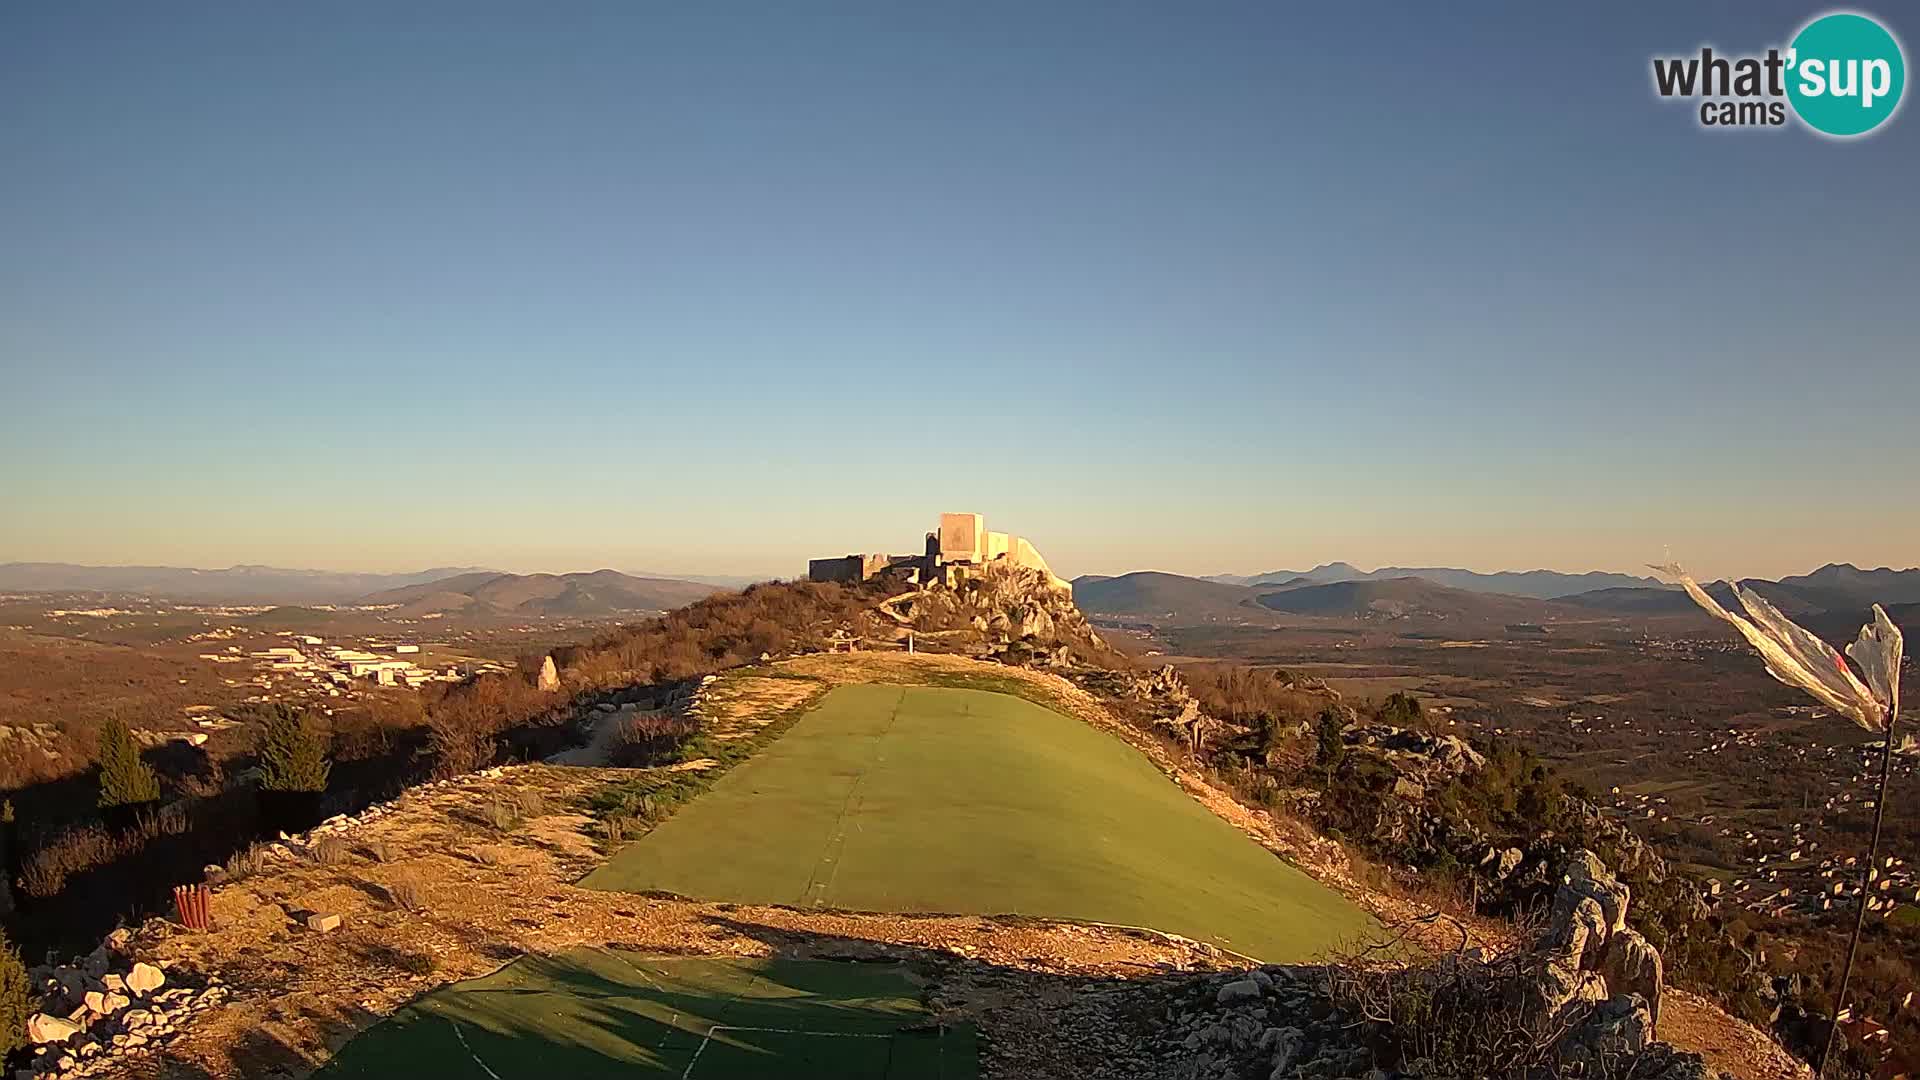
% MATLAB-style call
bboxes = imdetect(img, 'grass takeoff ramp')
[584,684,1374,961]
[318,952,975,1078]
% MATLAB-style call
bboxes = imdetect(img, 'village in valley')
[215,634,503,693]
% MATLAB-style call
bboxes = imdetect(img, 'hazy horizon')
[5,3,1916,586]
[2,537,1912,587]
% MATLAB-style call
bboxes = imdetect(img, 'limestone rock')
[1558,993,1654,1071]
[1555,849,1631,936]
[1603,928,1666,1029]
[1265,1026,1305,1077]
[1215,978,1262,1006]
[79,947,110,979]
[1495,846,1524,878]
[27,1013,81,1044]
[1546,894,1608,970]
[81,988,129,1015]
[126,962,166,996]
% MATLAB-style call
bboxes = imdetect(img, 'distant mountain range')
[1079,562,1920,633]
[1203,563,1663,599]
[0,561,735,608]
[0,562,499,604]
[1559,563,1920,637]
[359,570,718,617]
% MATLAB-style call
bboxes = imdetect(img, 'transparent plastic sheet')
[1653,564,1900,731]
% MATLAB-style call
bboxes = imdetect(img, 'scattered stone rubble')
[0,722,64,762]
[22,930,228,1079]
[203,765,520,879]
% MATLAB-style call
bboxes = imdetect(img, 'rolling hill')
[1554,586,1700,615]
[360,570,718,616]
[1070,571,1263,620]
[1252,576,1563,622]
[1074,570,1570,627]
[1563,578,1825,620]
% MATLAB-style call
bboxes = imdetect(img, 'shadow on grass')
[274,913,1224,1080]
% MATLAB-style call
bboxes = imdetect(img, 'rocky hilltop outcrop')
[875,561,1101,666]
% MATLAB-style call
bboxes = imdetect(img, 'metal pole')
[1820,708,1898,1078]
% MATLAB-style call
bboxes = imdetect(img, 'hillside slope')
[1070,571,1264,621]
[1252,576,1564,622]
[361,570,716,616]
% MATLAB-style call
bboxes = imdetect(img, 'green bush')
[257,704,331,792]
[96,717,161,808]
[0,929,30,1057]
[1375,691,1424,727]
[1316,707,1348,784]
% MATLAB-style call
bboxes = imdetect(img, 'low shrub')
[1328,950,1554,1079]
[222,842,271,882]
[307,836,349,866]
[0,929,31,1057]
[18,826,121,898]
[608,712,698,767]
[386,873,426,912]
[481,796,520,833]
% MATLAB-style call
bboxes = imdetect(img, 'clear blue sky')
[3,2,1915,582]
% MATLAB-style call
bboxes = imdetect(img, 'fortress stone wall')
[808,512,1068,592]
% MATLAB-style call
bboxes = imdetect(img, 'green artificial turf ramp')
[317,951,975,1078]
[583,683,1374,961]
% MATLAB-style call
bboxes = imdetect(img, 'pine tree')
[258,704,331,793]
[1315,707,1348,787]
[0,929,28,1056]
[96,717,161,808]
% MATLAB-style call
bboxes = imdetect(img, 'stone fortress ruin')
[808,512,1070,593]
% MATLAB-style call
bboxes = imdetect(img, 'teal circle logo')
[1786,12,1906,137]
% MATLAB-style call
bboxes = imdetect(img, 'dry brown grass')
[17,825,118,897]
[385,873,426,912]
[17,804,192,897]
[306,836,349,867]
[222,842,271,883]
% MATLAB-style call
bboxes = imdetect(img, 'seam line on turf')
[679,1026,896,1079]
[600,946,669,991]
[446,1018,503,1080]
[798,686,902,907]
